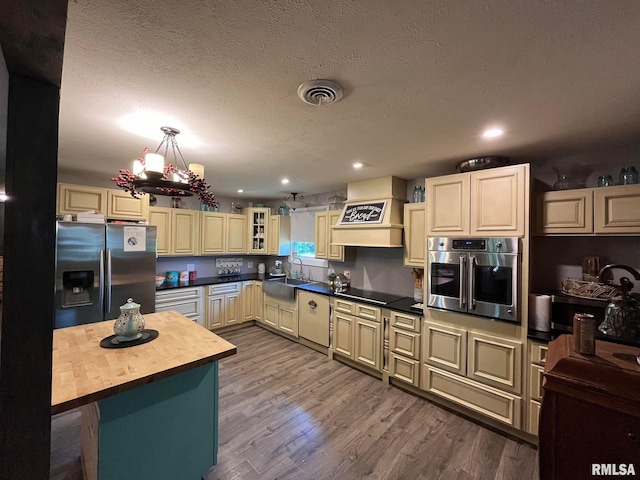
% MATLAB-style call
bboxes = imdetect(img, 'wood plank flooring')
[50,325,539,480]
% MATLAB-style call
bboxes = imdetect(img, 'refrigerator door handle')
[106,249,112,311]
[99,249,105,311]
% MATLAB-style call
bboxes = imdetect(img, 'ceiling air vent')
[297,80,343,106]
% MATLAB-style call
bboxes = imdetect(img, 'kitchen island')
[52,310,237,480]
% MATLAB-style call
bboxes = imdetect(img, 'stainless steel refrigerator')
[54,222,157,329]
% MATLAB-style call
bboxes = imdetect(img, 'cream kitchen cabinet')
[149,207,199,256]
[268,215,291,256]
[388,310,421,387]
[241,280,262,322]
[263,293,298,337]
[426,164,528,237]
[205,282,243,330]
[200,212,247,255]
[106,189,149,220]
[403,203,425,267]
[57,183,149,220]
[315,210,355,262]
[155,287,204,326]
[333,299,383,372]
[526,340,548,435]
[535,184,640,235]
[421,319,523,428]
[245,207,269,254]
[57,183,108,216]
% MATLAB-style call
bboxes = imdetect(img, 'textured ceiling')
[58,0,640,200]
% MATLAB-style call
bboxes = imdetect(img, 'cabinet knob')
[309,300,317,309]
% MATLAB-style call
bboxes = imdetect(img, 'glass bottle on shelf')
[619,166,639,185]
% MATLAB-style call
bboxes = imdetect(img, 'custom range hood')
[331,176,406,247]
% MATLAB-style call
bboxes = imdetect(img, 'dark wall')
[0,45,7,255]
[0,1,68,478]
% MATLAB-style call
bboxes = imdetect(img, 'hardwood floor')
[51,325,539,479]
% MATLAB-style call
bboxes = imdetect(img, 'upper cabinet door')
[227,214,247,253]
[314,212,329,259]
[107,189,149,220]
[57,183,108,215]
[403,202,425,267]
[201,212,226,254]
[470,165,526,236]
[149,207,171,255]
[535,189,594,235]
[426,173,470,236]
[171,209,199,255]
[594,184,640,234]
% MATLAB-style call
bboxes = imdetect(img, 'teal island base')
[81,363,219,480]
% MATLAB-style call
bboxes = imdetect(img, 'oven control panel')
[452,239,486,250]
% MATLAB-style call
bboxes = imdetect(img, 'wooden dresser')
[539,335,640,479]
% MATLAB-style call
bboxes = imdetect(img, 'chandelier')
[112,126,216,207]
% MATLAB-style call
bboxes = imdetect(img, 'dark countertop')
[156,273,261,290]
[157,274,423,315]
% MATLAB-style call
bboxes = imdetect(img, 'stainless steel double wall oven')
[427,237,520,323]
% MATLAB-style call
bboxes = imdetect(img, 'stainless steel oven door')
[469,252,518,322]
[427,251,468,315]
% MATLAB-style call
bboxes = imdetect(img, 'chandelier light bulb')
[144,153,165,173]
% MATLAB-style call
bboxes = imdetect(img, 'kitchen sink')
[262,277,316,300]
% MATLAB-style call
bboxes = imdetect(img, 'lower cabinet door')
[224,292,241,325]
[206,296,224,329]
[355,318,381,371]
[263,302,278,328]
[467,332,522,394]
[389,353,420,386]
[528,399,541,435]
[421,364,522,429]
[333,313,354,358]
[278,306,298,337]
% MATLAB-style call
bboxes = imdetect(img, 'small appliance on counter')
[333,274,350,293]
[270,260,285,276]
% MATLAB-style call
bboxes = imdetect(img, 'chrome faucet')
[291,257,304,279]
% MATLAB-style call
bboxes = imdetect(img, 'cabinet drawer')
[156,287,201,305]
[529,363,545,401]
[390,310,420,332]
[528,399,541,436]
[390,327,420,359]
[207,282,242,296]
[468,332,522,394]
[389,353,420,386]
[333,298,355,315]
[355,303,381,322]
[530,341,548,365]
[422,364,522,429]
[155,298,201,318]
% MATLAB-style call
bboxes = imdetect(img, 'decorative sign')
[123,226,146,252]
[339,201,387,224]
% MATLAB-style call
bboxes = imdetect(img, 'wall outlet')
[187,263,195,271]
[343,270,350,279]
[248,261,253,268]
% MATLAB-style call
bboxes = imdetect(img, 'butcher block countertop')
[51,310,237,415]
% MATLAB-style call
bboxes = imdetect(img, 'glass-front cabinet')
[245,207,270,254]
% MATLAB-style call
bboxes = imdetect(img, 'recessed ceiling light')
[482,128,504,138]
[353,162,364,169]
[281,178,290,185]
[237,189,244,193]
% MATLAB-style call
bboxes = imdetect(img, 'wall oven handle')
[459,255,467,309]
[469,255,477,310]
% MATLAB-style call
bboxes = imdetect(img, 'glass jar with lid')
[619,166,639,185]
